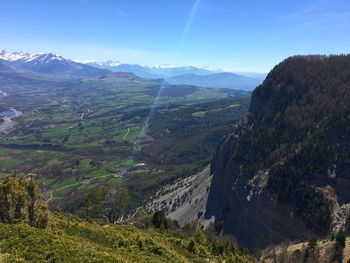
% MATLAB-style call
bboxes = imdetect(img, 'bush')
[187,239,197,254]
[334,230,346,263]
[307,236,317,251]
[335,230,346,249]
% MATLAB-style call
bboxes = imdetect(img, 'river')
[0,90,8,97]
[0,108,23,133]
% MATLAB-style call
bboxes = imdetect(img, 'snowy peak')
[88,60,220,72]
[0,49,111,77]
[28,53,67,66]
[0,50,65,63]
[86,60,225,79]
[0,50,33,61]
[95,60,122,67]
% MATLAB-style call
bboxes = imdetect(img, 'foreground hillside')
[0,214,253,263]
[0,175,252,262]
[206,55,350,248]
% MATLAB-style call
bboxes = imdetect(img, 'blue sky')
[1,0,350,72]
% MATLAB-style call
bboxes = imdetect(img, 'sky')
[1,0,350,72]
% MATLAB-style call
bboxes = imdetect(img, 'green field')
[0,72,250,210]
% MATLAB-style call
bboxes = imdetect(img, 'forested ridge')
[243,55,350,232]
[208,55,350,248]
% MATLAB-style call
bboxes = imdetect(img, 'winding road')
[46,174,122,203]
[123,128,130,140]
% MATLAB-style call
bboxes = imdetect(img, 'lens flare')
[129,0,201,160]
[179,0,201,50]
[131,81,165,155]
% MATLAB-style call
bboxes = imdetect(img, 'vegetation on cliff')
[209,55,350,246]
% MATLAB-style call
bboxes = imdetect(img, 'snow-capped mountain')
[0,50,34,61]
[87,60,223,79]
[92,60,123,67]
[0,50,265,90]
[87,60,264,90]
[0,50,111,77]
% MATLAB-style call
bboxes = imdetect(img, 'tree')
[103,186,129,223]
[0,175,28,224]
[152,210,167,229]
[83,187,105,218]
[334,230,346,263]
[26,177,41,227]
[82,184,129,223]
[0,174,48,228]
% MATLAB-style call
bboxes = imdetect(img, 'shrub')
[187,239,197,254]
[307,236,317,251]
[334,230,346,263]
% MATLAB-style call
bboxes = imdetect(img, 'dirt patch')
[16,163,33,173]
[0,156,10,161]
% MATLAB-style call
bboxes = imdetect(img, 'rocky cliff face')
[206,55,350,249]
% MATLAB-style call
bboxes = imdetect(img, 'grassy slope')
[0,214,253,263]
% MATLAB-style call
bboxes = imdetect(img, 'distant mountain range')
[88,60,265,91]
[0,50,110,77]
[166,72,262,90]
[0,50,265,90]
[87,60,222,78]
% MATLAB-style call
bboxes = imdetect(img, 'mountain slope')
[0,50,111,77]
[166,72,262,91]
[0,59,23,73]
[0,214,253,263]
[206,55,350,248]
